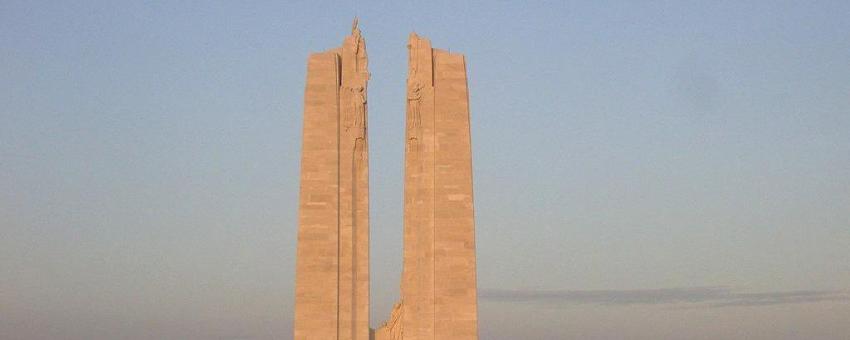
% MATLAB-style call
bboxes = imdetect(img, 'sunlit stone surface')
[294,20,370,340]
[294,24,477,340]
[375,33,479,340]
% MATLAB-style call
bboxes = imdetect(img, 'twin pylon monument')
[293,21,478,340]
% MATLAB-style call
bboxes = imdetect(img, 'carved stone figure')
[352,18,362,54]
[407,33,418,79]
[374,301,403,340]
[407,81,422,130]
[352,86,366,138]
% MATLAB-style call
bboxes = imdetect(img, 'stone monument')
[373,32,479,340]
[293,19,370,340]
[294,23,478,340]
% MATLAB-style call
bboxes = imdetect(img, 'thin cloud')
[480,287,850,308]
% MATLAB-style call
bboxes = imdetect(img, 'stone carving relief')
[406,33,423,146]
[407,33,419,80]
[351,86,366,138]
[374,301,403,340]
[407,81,422,130]
[352,18,362,54]
[352,18,368,77]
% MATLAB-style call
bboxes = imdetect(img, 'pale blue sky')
[2,1,849,339]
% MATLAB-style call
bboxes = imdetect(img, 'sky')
[1,1,849,339]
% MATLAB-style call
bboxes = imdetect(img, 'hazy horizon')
[2,1,849,339]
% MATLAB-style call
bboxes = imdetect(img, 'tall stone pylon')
[294,19,370,340]
[374,32,479,340]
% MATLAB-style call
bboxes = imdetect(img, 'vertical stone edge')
[434,49,478,340]
[294,51,342,340]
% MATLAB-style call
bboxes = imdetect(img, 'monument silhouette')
[293,21,478,340]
